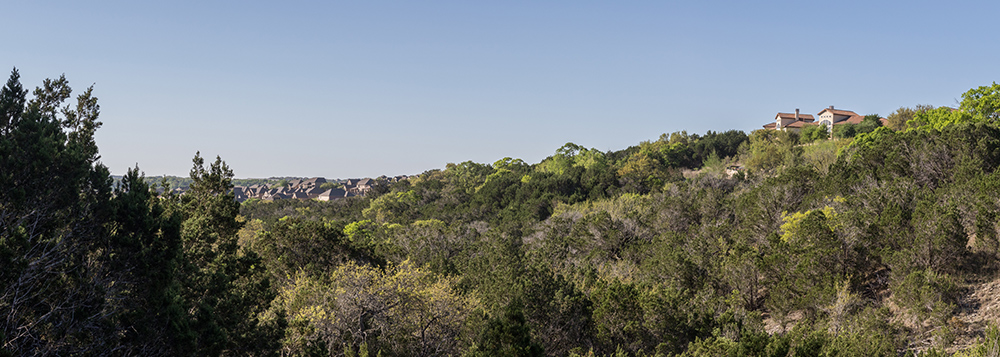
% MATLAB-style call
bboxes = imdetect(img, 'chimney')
[829,105,834,110]
[795,108,800,120]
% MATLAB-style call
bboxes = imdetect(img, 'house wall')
[819,112,834,125]
[776,116,797,129]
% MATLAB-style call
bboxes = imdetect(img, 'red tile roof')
[776,112,815,121]
[817,108,859,117]
[784,121,818,128]
[841,115,865,125]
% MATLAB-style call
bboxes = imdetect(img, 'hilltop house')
[762,109,816,132]
[763,106,887,133]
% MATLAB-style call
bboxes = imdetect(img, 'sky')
[5,1,1000,178]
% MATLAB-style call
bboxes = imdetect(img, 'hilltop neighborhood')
[158,175,410,202]
[231,176,410,202]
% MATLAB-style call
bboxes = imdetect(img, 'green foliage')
[908,106,973,131]
[276,260,479,356]
[362,190,420,223]
[319,181,342,190]
[10,71,1000,355]
[175,152,281,355]
[739,129,800,174]
[106,166,188,352]
[960,82,1000,123]
[887,104,935,130]
[801,139,848,175]
[0,69,119,354]
[253,218,381,284]
[903,83,1000,131]
[800,123,829,143]
[891,269,958,331]
[769,208,846,317]
[832,114,882,139]
[466,301,545,357]
[682,317,899,357]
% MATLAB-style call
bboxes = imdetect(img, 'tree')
[176,153,280,355]
[466,300,545,357]
[907,107,971,131]
[738,129,801,175]
[276,260,479,356]
[960,82,1000,122]
[0,69,117,354]
[800,124,829,143]
[0,68,27,131]
[104,166,187,354]
[886,105,934,130]
[832,115,881,139]
[689,130,748,163]
[538,143,605,175]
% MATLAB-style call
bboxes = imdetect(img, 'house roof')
[264,192,289,201]
[304,177,326,184]
[784,121,818,128]
[319,188,347,198]
[841,115,866,125]
[817,108,860,117]
[763,122,777,129]
[775,112,815,121]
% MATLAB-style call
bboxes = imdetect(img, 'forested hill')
[4,68,1000,356]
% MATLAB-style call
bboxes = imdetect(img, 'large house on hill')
[763,106,888,133]
[763,109,815,131]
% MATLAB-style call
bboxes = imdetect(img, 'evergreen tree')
[104,166,187,354]
[0,69,115,354]
[175,152,280,355]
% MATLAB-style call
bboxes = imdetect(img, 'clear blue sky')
[6,1,1000,178]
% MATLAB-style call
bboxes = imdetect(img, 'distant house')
[344,178,375,195]
[317,188,348,201]
[764,106,888,133]
[816,106,863,127]
[301,177,326,188]
[263,192,289,201]
[816,106,889,127]
[763,109,816,132]
[305,186,326,199]
[228,177,384,203]
[233,187,249,202]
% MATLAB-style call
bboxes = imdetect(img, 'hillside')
[4,68,1000,356]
